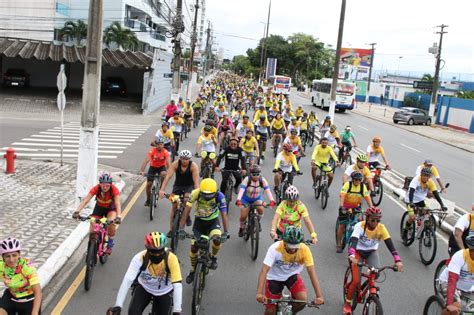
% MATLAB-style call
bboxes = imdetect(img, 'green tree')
[421,73,434,82]
[59,20,88,46]
[103,22,139,51]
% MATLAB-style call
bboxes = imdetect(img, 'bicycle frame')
[342,209,362,244]
[355,263,397,303]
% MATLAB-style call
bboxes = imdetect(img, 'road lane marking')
[51,181,146,315]
[357,125,369,131]
[400,143,421,153]
[11,143,127,149]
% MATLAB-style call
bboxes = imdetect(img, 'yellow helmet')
[199,178,217,194]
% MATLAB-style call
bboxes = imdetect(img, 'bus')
[310,79,356,112]
[268,75,292,95]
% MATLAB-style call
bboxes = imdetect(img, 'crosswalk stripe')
[1,153,117,159]
[20,138,134,146]
[38,131,140,139]
[30,135,136,142]
[50,127,146,136]
[1,148,123,153]
[12,142,128,149]
[57,125,150,132]
[67,121,151,128]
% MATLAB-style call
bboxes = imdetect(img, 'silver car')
[393,107,432,125]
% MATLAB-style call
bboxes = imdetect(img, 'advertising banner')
[266,58,277,79]
[340,48,373,67]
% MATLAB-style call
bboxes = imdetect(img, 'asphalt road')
[44,94,452,315]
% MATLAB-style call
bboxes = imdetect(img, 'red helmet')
[365,207,382,218]
[282,143,292,151]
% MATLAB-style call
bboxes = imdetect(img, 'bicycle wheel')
[343,266,358,311]
[201,165,210,179]
[150,181,157,221]
[371,179,383,206]
[99,233,108,264]
[362,295,383,315]
[224,178,233,206]
[321,185,329,210]
[192,262,206,315]
[250,215,260,261]
[84,239,97,291]
[423,295,444,315]
[170,210,181,252]
[301,133,307,151]
[433,259,448,297]
[400,212,415,246]
[243,220,250,242]
[275,187,282,205]
[419,226,437,265]
[335,218,340,248]
[314,178,321,200]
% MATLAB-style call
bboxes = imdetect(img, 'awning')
[0,37,153,69]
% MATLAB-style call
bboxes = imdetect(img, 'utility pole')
[365,42,376,103]
[76,0,103,203]
[329,0,346,122]
[185,0,199,100]
[171,0,184,99]
[201,21,211,87]
[261,0,272,81]
[258,22,266,86]
[429,24,448,118]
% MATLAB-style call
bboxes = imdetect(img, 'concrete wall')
[436,96,474,133]
[142,50,172,114]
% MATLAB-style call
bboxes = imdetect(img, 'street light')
[397,56,403,78]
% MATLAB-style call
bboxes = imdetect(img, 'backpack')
[246,176,264,190]
[347,181,365,196]
[131,250,171,293]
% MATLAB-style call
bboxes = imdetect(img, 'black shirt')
[216,147,246,171]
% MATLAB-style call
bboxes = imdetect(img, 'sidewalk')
[0,160,142,290]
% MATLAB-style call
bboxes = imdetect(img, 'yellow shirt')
[200,126,218,137]
[183,105,193,115]
[274,151,300,172]
[347,164,372,180]
[300,120,309,130]
[253,110,268,122]
[240,136,258,153]
[270,106,280,113]
[160,129,174,140]
[311,144,338,163]
[271,118,285,130]
[295,108,304,117]
[340,182,369,208]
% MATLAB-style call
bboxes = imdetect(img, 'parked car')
[102,77,127,96]
[393,107,432,125]
[3,69,30,87]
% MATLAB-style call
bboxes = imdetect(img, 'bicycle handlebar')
[77,215,116,225]
[183,232,229,243]
[265,298,320,308]
[356,263,398,273]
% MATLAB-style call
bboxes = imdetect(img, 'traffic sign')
[413,81,433,90]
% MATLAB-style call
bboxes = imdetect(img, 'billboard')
[266,58,277,79]
[340,48,373,67]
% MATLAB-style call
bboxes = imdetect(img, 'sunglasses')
[369,218,381,223]
[251,173,261,177]
[147,248,165,255]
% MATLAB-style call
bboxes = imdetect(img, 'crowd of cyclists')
[0,72,471,315]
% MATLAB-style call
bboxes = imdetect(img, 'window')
[56,2,69,16]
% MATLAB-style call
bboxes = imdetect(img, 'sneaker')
[238,227,244,237]
[186,271,195,284]
[106,240,114,255]
[144,199,150,207]
[209,256,218,270]
[186,216,192,226]
[343,303,352,314]
[336,246,343,253]
[166,230,173,238]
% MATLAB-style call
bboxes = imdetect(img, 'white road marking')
[1,148,123,153]
[11,142,127,149]
[400,143,421,153]
[3,153,117,159]
[357,125,369,131]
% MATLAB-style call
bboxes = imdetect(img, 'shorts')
[338,206,362,222]
[256,132,268,142]
[407,200,426,216]
[312,161,332,173]
[440,283,474,311]
[241,194,263,205]
[368,161,381,169]
[147,166,166,182]
[265,274,306,309]
[200,151,216,159]
[184,114,192,120]
[342,141,352,150]
[193,217,222,239]
[0,290,40,315]
[92,205,116,218]
[172,185,194,196]
[272,128,285,135]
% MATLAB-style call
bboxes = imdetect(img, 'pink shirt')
[165,104,178,117]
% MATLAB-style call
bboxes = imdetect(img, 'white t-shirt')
[350,222,390,251]
[167,117,183,133]
[236,122,252,138]
[276,152,295,173]
[403,176,437,204]
[454,214,474,236]
[263,241,314,282]
[439,250,474,292]
[324,130,338,146]
[366,145,384,163]
[288,124,300,135]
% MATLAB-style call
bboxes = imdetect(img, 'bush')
[403,95,421,108]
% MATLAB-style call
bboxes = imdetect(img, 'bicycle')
[147,173,163,221]
[273,133,283,158]
[313,164,330,210]
[171,131,180,161]
[400,206,447,265]
[193,108,201,128]
[256,134,268,165]
[183,232,229,315]
[339,144,353,169]
[300,131,309,152]
[242,204,269,261]
[343,262,398,314]
[266,295,320,315]
[335,207,363,250]
[369,165,385,206]
[274,171,300,205]
[433,258,450,297]
[220,169,241,206]
[199,153,214,179]
[78,215,116,291]
[164,193,185,252]
[423,289,474,315]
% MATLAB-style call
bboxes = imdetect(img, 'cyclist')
[140,137,171,207]
[196,125,218,175]
[200,119,218,138]
[236,115,254,139]
[448,208,474,256]
[308,111,319,128]
[231,104,246,126]
[254,105,268,123]
[437,234,474,315]
[215,137,247,194]
[319,115,332,136]
[287,117,301,136]
[415,159,447,193]
[273,143,301,191]
[182,100,194,131]
[342,153,374,192]
[256,226,324,315]
[268,103,280,122]
[236,165,276,237]
[270,112,287,150]
[264,95,274,111]
[73,172,121,254]
[108,232,182,315]
[255,115,271,161]
[311,137,339,189]
[283,98,293,112]
[216,102,227,119]
[178,178,230,282]
[177,96,185,111]
[168,111,184,152]
[270,186,318,245]
[324,124,341,148]
[0,237,42,315]
[299,113,310,141]
[192,97,203,119]
[283,129,305,161]
[366,136,390,170]
[240,129,259,166]
[336,172,373,253]
[159,150,200,234]
[344,207,403,314]
[294,105,304,120]
[402,167,447,238]
[217,112,235,151]
[282,107,295,128]
[205,105,219,126]
[155,122,175,153]
[339,126,357,161]
[163,100,178,121]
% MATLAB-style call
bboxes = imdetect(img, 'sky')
[204,0,474,80]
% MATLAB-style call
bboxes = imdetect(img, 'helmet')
[282,226,304,247]
[206,119,215,126]
[243,115,249,119]
[204,125,212,132]
[178,97,183,101]
[282,143,292,151]
[199,178,218,200]
[209,105,215,110]
[259,105,264,109]
[356,154,368,163]
[325,115,331,120]
[290,129,298,134]
[144,232,167,250]
[291,117,297,121]
[99,172,113,183]
[219,102,225,106]
[330,124,337,130]
[365,207,382,218]
[465,234,474,249]
[285,185,299,201]
[421,167,432,176]
[162,122,169,127]
[179,150,192,159]
[249,165,261,176]
[345,126,351,131]
[259,115,266,120]
[424,159,433,166]
[372,136,381,142]
[173,111,180,115]
[155,137,166,144]
[0,237,22,255]
[351,172,364,181]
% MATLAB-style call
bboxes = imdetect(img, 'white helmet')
[179,150,192,159]
[284,185,299,201]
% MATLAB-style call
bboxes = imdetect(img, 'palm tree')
[103,22,139,51]
[421,73,434,82]
[59,20,88,46]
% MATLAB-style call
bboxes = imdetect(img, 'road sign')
[413,81,433,90]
